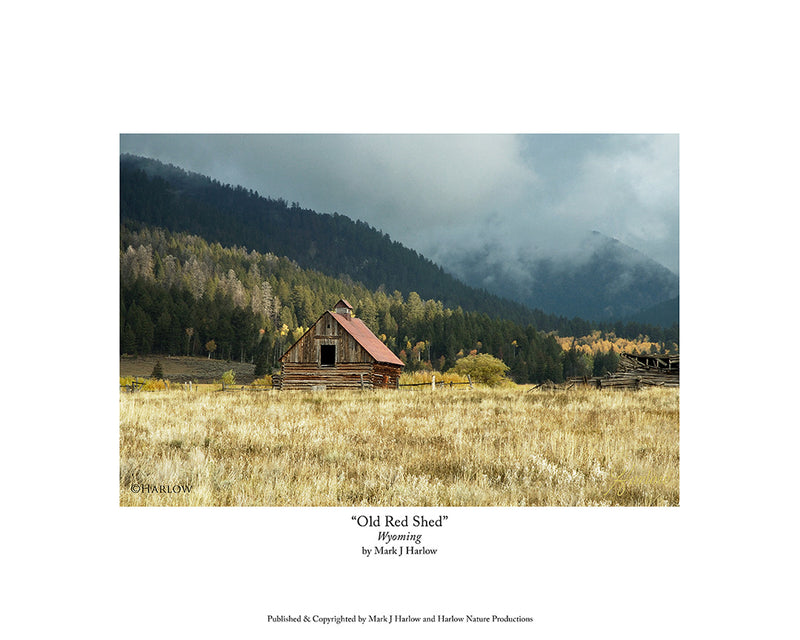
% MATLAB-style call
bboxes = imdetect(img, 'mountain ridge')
[120,153,678,331]
[121,154,538,325]
[446,230,678,322]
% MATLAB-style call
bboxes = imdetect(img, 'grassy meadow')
[119,387,679,506]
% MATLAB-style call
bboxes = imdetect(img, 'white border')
[7,2,796,638]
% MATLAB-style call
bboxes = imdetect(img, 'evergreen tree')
[254,348,269,377]
[121,325,137,355]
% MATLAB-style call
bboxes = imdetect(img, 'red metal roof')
[328,312,404,366]
[334,298,353,310]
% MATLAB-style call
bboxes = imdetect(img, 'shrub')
[221,369,236,386]
[449,353,510,387]
[142,378,168,391]
[254,350,269,377]
[252,374,273,387]
[120,375,167,391]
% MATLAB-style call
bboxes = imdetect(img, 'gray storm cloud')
[120,133,679,275]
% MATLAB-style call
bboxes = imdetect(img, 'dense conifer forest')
[120,223,676,383]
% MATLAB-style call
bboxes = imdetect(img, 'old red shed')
[277,299,404,390]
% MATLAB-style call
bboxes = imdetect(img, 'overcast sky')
[120,134,679,274]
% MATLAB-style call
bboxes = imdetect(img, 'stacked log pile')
[566,353,679,390]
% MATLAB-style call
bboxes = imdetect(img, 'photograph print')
[119,133,679,507]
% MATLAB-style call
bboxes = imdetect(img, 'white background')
[3,1,797,638]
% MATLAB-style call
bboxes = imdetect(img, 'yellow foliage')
[251,375,273,387]
[120,376,170,391]
[120,376,169,391]
[552,332,667,356]
[142,378,169,391]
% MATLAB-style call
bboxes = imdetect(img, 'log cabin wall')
[279,312,402,390]
[372,363,401,389]
[280,362,375,390]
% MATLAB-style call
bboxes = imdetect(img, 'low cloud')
[120,133,679,276]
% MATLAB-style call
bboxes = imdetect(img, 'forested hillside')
[121,154,536,324]
[120,223,677,383]
[120,154,677,342]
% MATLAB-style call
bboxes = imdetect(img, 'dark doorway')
[320,345,336,366]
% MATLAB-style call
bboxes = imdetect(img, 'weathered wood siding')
[281,312,373,365]
[278,312,402,390]
[565,353,679,389]
[372,363,401,389]
[279,363,402,390]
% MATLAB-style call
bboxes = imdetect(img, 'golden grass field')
[119,387,679,507]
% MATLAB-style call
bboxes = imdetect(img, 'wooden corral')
[618,353,679,374]
[567,352,679,390]
[277,299,404,390]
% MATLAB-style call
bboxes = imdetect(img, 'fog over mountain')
[449,230,679,321]
[120,134,678,320]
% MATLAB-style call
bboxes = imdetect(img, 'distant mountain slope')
[626,295,679,327]
[121,154,545,326]
[448,232,679,323]
[120,154,678,337]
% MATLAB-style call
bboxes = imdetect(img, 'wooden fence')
[564,375,677,390]
[120,380,147,392]
[220,382,274,391]
[399,375,473,389]
[530,376,677,391]
[530,353,679,391]
[121,380,275,392]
